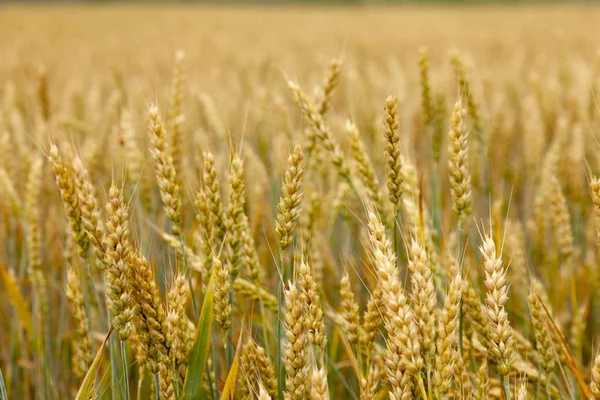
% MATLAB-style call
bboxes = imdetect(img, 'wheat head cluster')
[2,5,600,400]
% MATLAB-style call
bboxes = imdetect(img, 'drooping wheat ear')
[37,67,50,122]
[450,52,482,136]
[288,82,351,180]
[432,94,445,163]
[120,108,144,185]
[233,277,278,313]
[317,58,341,116]
[339,267,360,345]
[166,273,194,379]
[224,154,246,279]
[591,348,600,398]
[72,156,106,269]
[383,95,403,208]
[298,260,326,362]
[310,366,329,400]
[103,184,135,341]
[49,143,88,257]
[590,176,600,246]
[419,47,434,129]
[433,271,462,397]
[547,174,573,260]
[275,145,305,252]
[372,246,421,399]
[480,234,515,376]
[473,361,489,400]
[129,253,170,375]
[408,239,437,366]
[148,104,182,235]
[202,151,226,242]
[448,99,472,222]
[346,120,389,225]
[66,266,93,380]
[528,287,555,375]
[283,282,309,400]
[168,50,186,177]
[212,253,232,333]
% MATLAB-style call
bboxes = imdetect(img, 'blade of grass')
[75,326,113,400]
[219,329,242,400]
[181,274,215,400]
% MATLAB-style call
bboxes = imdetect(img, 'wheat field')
[1,4,600,399]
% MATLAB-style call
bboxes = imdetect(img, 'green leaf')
[219,330,242,400]
[181,275,215,400]
[75,326,113,400]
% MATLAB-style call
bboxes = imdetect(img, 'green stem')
[137,374,143,400]
[502,374,511,400]
[121,341,130,400]
[154,373,160,400]
[109,331,119,400]
[225,330,233,371]
[205,359,215,400]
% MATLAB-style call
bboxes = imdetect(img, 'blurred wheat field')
[2,4,600,399]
